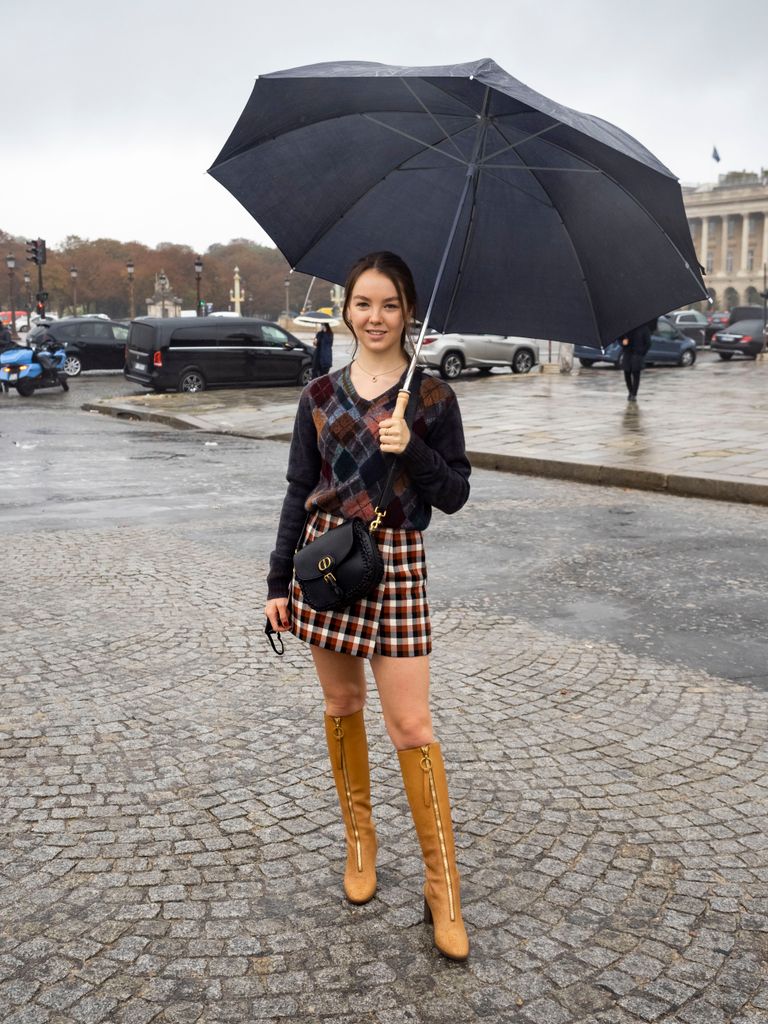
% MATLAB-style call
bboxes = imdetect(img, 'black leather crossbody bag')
[293,378,420,613]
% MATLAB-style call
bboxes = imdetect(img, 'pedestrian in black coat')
[621,318,655,401]
[311,323,334,378]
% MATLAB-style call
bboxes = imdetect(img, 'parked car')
[729,305,764,326]
[26,317,129,376]
[574,317,697,368]
[416,329,539,379]
[124,317,313,393]
[666,309,714,347]
[707,311,731,330]
[711,319,767,361]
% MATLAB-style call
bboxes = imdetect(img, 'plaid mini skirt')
[290,509,431,659]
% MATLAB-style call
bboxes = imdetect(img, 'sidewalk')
[84,354,768,506]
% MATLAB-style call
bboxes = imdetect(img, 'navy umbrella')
[209,58,706,403]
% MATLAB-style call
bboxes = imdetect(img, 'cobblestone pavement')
[2,407,768,1023]
[3,526,768,1024]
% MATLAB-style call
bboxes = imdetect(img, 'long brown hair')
[342,251,418,355]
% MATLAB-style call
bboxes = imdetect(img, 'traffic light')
[35,299,45,316]
[25,238,47,265]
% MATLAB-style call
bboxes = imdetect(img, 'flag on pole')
[712,146,721,162]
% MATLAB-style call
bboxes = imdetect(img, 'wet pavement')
[81,351,768,506]
[2,379,768,1024]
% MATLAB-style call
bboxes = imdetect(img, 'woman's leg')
[311,646,377,903]
[371,653,469,960]
[311,646,367,714]
[370,653,432,749]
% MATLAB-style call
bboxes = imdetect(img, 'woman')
[265,251,471,961]
[312,322,334,378]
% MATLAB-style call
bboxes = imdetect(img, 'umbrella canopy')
[209,58,707,347]
[293,310,340,326]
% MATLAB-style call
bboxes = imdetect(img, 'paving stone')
[4,418,768,1024]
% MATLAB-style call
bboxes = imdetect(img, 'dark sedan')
[27,317,129,376]
[575,317,697,369]
[711,319,767,361]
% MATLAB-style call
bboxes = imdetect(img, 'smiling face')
[347,269,409,361]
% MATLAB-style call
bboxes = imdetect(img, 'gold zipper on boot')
[334,717,363,873]
[420,746,456,922]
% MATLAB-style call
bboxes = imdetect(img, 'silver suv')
[417,330,539,379]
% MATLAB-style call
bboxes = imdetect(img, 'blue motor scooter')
[0,337,69,396]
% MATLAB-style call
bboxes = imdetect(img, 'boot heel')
[423,897,433,925]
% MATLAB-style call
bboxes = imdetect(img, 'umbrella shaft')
[403,170,473,393]
[403,89,491,395]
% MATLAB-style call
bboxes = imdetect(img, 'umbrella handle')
[393,389,410,420]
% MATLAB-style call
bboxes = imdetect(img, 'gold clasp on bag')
[370,507,386,532]
[323,572,337,584]
[318,555,334,572]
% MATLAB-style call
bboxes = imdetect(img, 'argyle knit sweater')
[266,365,471,599]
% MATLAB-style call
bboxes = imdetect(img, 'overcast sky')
[3,0,766,254]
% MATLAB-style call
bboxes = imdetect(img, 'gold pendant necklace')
[354,359,406,383]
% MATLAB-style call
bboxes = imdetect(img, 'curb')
[81,401,212,432]
[467,451,768,507]
[81,401,294,442]
[85,400,768,508]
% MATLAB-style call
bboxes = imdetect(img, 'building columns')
[740,212,751,272]
[700,217,709,268]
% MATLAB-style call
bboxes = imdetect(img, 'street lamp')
[284,278,290,322]
[194,256,203,315]
[126,259,135,318]
[23,270,31,329]
[6,253,17,339]
[70,266,78,317]
[158,271,169,318]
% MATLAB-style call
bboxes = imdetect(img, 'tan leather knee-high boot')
[398,742,469,961]
[323,711,377,904]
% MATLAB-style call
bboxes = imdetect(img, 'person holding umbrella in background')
[265,251,472,961]
[621,318,656,401]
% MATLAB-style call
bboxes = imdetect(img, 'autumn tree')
[0,228,336,321]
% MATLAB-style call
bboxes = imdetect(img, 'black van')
[124,317,313,392]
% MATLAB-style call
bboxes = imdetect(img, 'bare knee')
[385,714,434,751]
[324,692,366,718]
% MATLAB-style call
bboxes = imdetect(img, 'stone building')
[683,170,768,310]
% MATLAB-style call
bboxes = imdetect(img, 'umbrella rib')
[480,165,599,172]
[361,115,470,167]
[398,77,466,160]
[477,166,555,208]
[481,121,561,164]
